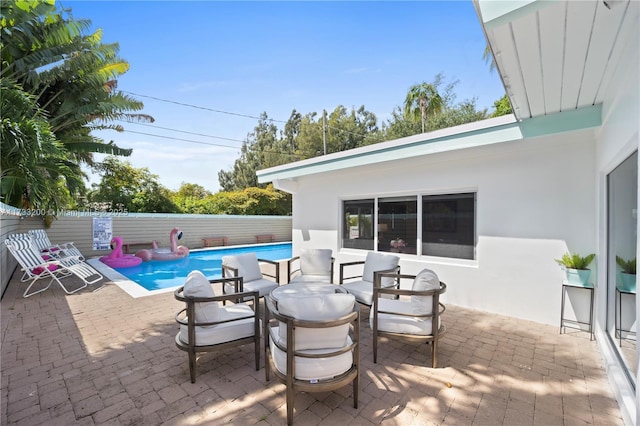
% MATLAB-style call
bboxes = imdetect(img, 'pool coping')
[88,242,292,298]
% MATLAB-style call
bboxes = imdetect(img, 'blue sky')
[62,0,505,192]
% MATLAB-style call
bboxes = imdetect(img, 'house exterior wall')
[291,129,596,326]
[594,21,639,426]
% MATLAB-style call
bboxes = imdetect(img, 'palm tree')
[1,2,153,162]
[0,78,82,210]
[483,43,497,73]
[0,1,154,208]
[403,83,444,133]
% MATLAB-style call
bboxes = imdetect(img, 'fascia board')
[477,0,552,29]
[519,104,602,138]
[257,117,522,183]
[257,104,601,184]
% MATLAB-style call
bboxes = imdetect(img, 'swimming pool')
[88,242,292,297]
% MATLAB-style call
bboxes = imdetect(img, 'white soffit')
[477,0,638,120]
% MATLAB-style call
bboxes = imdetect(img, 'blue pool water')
[110,243,292,291]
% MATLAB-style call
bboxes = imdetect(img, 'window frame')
[341,190,477,261]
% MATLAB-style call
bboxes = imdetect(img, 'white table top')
[269,282,346,302]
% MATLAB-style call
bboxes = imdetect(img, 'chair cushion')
[31,264,59,275]
[178,303,255,346]
[370,298,438,336]
[299,248,332,276]
[223,277,278,297]
[276,293,355,350]
[269,330,354,381]
[222,253,262,282]
[340,280,374,305]
[289,273,331,283]
[411,269,441,308]
[183,270,219,324]
[362,252,399,286]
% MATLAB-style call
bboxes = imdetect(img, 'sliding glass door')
[607,151,637,387]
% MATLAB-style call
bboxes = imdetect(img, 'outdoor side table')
[560,280,595,340]
[615,285,636,346]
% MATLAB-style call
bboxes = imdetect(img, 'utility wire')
[120,90,383,142]
[118,120,246,144]
[122,90,286,123]
[123,129,301,159]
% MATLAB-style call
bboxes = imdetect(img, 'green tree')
[1,78,82,210]
[1,1,150,161]
[326,105,379,152]
[483,42,512,117]
[385,75,488,139]
[172,182,211,214]
[403,81,444,133]
[490,94,513,117]
[87,157,178,213]
[218,113,298,191]
[1,0,153,209]
[207,185,290,215]
[483,43,497,73]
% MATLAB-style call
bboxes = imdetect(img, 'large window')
[342,199,374,250]
[422,193,475,260]
[342,192,476,260]
[378,197,417,254]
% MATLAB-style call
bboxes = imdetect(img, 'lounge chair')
[339,251,400,305]
[174,271,260,383]
[28,229,84,260]
[4,238,103,297]
[370,269,447,368]
[287,248,334,283]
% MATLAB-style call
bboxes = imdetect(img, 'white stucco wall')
[291,128,597,326]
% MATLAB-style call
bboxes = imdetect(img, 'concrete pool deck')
[1,271,624,425]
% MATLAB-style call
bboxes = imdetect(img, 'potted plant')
[555,252,595,286]
[616,256,636,292]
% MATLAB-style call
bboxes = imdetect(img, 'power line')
[120,90,383,142]
[122,129,301,159]
[121,90,286,123]
[118,120,246,144]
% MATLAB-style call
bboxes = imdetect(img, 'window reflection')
[378,197,417,254]
[607,151,637,383]
[343,200,374,250]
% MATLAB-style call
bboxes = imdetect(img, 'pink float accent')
[100,236,143,268]
[135,228,189,262]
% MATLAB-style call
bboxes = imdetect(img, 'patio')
[1,272,624,425]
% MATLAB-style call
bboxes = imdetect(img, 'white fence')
[0,204,292,297]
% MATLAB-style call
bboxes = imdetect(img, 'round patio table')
[269,282,347,304]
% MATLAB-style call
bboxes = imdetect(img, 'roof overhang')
[475,0,637,120]
[258,105,601,192]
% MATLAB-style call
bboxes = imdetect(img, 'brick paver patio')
[1,271,624,425]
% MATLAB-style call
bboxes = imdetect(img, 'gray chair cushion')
[340,280,374,305]
[411,268,440,308]
[299,248,332,276]
[222,253,262,282]
[362,252,399,286]
[183,270,219,324]
[276,293,355,350]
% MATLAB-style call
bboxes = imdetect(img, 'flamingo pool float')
[100,236,143,268]
[135,228,189,262]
